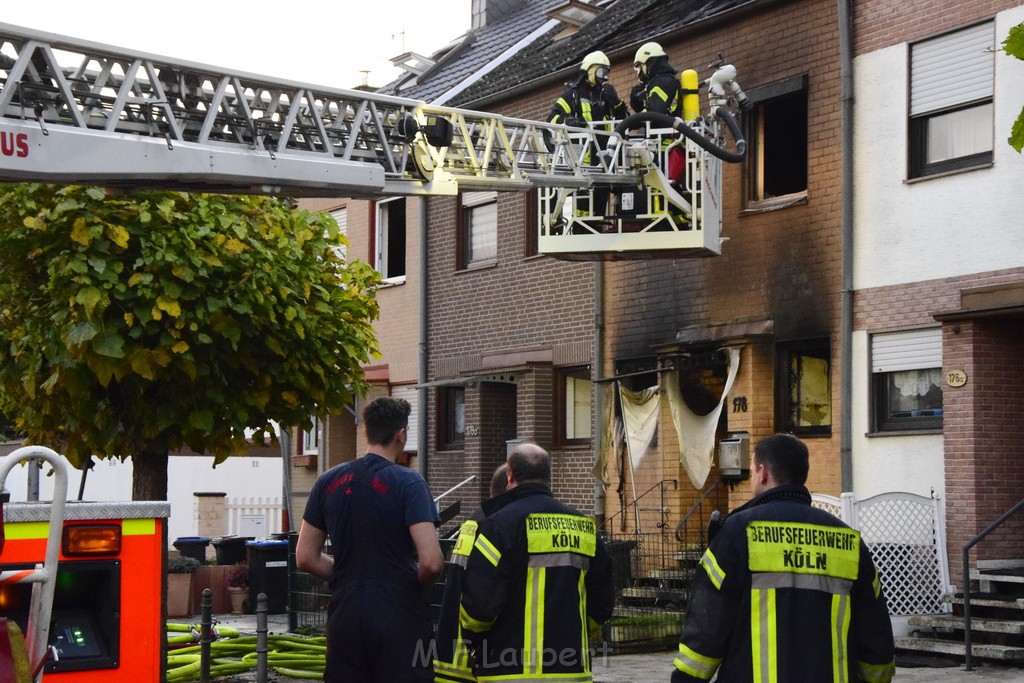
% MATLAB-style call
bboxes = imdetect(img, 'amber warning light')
[62,524,122,556]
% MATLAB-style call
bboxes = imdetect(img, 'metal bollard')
[200,588,213,683]
[256,592,269,683]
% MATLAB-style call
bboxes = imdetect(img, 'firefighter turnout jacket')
[434,512,484,683]
[672,485,896,683]
[459,482,615,681]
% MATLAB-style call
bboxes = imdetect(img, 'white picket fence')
[226,496,284,539]
[812,491,953,618]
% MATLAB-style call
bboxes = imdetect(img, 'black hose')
[613,110,746,163]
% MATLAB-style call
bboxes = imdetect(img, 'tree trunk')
[132,445,169,501]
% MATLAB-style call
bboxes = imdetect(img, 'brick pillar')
[194,492,228,544]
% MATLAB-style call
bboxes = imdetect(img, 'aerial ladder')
[0,23,748,260]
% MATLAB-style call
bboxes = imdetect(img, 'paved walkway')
[178,613,1024,681]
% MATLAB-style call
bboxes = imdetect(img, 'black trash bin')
[605,538,637,592]
[247,539,289,614]
[172,536,211,565]
[212,536,254,565]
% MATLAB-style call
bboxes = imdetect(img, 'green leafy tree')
[1006,22,1024,153]
[0,184,380,500]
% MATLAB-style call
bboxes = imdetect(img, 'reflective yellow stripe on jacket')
[747,521,862,683]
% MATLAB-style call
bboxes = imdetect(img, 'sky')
[3,0,472,91]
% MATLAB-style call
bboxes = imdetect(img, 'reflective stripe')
[751,571,853,595]
[578,570,589,674]
[528,553,590,570]
[872,569,882,599]
[453,520,478,557]
[123,519,154,535]
[832,593,851,683]
[477,674,593,682]
[524,565,546,674]
[751,588,777,683]
[475,533,501,567]
[449,553,469,568]
[673,642,721,680]
[433,660,476,682]
[858,658,896,683]
[650,86,669,103]
[700,549,725,590]
[459,604,495,633]
[3,522,49,540]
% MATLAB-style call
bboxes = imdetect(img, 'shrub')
[225,563,249,588]
[168,556,201,574]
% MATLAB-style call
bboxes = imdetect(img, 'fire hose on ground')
[166,591,326,681]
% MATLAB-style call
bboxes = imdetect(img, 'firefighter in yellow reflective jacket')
[433,464,509,683]
[672,434,896,683]
[459,443,615,681]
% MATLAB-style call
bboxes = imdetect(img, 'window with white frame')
[391,385,419,453]
[302,416,321,455]
[375,198,406,282]
[871,328,943,431]
[909,22,994,178]
[556,367,592,446]
[458,191,497,268]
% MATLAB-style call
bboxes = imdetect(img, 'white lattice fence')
[811,491,951,616]
[226,496,284,539]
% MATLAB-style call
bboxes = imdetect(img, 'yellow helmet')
[581,51,610,72]
[633,42,667,67]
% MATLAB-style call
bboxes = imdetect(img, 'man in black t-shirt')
[297,397,442,682]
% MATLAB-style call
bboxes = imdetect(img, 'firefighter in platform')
[459,443,615,681]
[671,434,896,683]
[548,51,627,226]
[433,463,509,683]
[630,42,682,117]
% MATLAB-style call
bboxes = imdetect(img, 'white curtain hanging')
[592,381,618,488]
[618,385,661,472]
[665,347,741,489]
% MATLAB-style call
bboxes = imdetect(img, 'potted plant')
[225,563,249,614]
[167,556,201,618]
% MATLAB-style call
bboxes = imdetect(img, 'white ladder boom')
[0,23,638,198]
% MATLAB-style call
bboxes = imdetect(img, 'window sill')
[377,277,406,288]
[741,191,808,214]
[905,161,993,184]
[291,455,317,468]
[554,442,593,450]
[865,428,942,438]
[455,260,497,274]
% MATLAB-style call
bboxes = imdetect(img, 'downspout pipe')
[593,261,606,524]
[418,196,429,479]
[838,0,855,492]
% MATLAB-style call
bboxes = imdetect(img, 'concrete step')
[621,586,689,603]
[909,613,1024,635]
[944,593,1024,610]
[972,568,1024,585]
[646,569,693,582]
[895,636,1024,660]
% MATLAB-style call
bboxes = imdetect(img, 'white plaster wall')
[0,451,282,546]
[849,332,946,499]
[853,6,1024,291]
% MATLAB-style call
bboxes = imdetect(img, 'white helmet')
[633,42,667,67]
[581,51,610,72]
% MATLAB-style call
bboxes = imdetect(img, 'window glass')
[438,387,465,450]
[777,340,831,436]
[557,367,592,445]
[375,198,406,281]
[745,78,808,204]
[302,416,320,455]
[459,192,497,268]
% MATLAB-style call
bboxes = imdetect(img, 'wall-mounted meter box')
[718,432,750,482]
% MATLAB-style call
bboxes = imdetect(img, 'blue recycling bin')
[172,536,211,564]
[246,540,289,614]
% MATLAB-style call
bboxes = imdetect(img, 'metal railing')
[962,495,1024,670]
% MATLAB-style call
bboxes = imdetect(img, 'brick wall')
[854,0,1022,55]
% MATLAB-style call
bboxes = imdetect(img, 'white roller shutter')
[871,328,942,373]
[392,385,419,452]
[911,22,994,116]
[462,191,497,207]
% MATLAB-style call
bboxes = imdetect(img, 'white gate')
[226,496,283,539]
[812,491,952,616]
